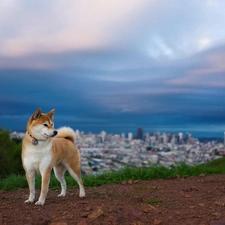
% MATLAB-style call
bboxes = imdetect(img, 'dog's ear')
[47,109,55,119]
[32,108,42,120]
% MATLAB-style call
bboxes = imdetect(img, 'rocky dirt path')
[1,174,225,225]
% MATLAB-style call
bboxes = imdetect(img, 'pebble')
[87,208,104,219]
[153,219,162,225]
[76,221,88,225]
[84,206,92,212]
[215,201,225,207]
[211,212,221,219]
[128,180,133,185]
[199,173,206,177]
[140,204,156,213]
[80,212,91,218]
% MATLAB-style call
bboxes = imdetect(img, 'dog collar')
[27,132,38,145]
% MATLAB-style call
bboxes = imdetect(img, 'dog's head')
[27,108,58,141]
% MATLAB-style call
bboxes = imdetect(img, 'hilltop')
[1,157,225,224]
[1,174,225,225]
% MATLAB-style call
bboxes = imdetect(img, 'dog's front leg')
[35,169,51,206]
[25,170,36,203]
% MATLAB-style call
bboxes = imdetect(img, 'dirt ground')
[1,174,225,225]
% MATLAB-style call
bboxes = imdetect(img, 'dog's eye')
[43,124,48,127]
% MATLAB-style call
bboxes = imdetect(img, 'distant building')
[137,128,143,139]
[101,130,107,142]
[128,132,133,141]
[163,133,167,145]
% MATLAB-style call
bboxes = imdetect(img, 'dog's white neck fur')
[23,135,53,174]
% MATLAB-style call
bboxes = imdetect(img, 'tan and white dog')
[22,108,85,205]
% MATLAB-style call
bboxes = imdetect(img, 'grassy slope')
[1,157,225,190]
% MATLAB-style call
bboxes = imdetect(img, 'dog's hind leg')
[53,164,67,197]
[65,159,85,198]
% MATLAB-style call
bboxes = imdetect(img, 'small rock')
[134,180,139,183]
[211,212,222,220]
[199,173,206,177]
[140,204,156,213]
[80,212,91,218]
[87,208,104,219]
[61,211,68,216]
[215,201,225,207]
[153,219,162,225]
[199,203,205,207]
[84,206,92,212]
[128,179,133,185]
[76,221,88,225]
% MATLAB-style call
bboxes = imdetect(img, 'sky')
[1,0,225,138]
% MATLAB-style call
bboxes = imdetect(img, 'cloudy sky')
[1,0,225,137]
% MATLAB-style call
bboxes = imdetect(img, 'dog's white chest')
[23,144,52,173]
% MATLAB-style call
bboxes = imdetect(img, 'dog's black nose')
[53,130,58,136]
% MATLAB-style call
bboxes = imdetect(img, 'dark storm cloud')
[1,0,225,136]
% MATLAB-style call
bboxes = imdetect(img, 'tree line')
[0,127,24,178]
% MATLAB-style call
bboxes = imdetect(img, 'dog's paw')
[79,190,85,198]
[35,200,45,206]
[24,199,34,204]
[57,193,66,197]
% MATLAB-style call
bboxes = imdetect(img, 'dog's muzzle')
[52,130,58,137]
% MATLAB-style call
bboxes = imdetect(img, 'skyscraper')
[101,130,107,142]
[137,128,143,139]
[128,132,133,141]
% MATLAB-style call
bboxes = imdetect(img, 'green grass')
[144,198,163,205]
[1,157,225,190]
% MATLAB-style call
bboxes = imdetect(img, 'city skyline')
[1,1,225,137]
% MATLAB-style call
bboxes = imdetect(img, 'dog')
[22,108,85,205]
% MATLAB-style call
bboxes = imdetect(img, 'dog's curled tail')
[56,127,76,143]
